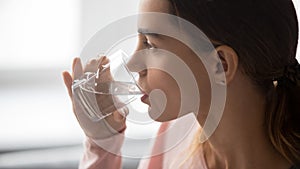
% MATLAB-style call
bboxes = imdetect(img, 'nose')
[137,71,147,91]
[126,50,147,76]
[138,69,147,77]
[126,51,147,91]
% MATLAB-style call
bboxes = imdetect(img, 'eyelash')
[143,39,155,49]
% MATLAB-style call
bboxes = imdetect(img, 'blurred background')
[0,0,299,169]
[0,0,148,168]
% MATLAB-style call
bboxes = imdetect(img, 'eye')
[143,39,155,49]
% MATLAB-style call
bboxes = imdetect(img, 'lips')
[139,84,150,105]
[141,93,150,105]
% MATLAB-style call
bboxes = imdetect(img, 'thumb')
[113,107,129,122]
[62,71,73,98]
[73,57,84,80]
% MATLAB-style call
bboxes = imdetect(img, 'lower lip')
[141,94,149,103]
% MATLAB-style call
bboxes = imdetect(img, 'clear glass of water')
[72,50,143,122]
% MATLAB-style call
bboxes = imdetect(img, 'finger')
[72,58,83,80]
[113,107,128,122]
[96,56,113,82]
[98,56,110,72]
[84,58,98,73]
[84,56,108,73]
[62,71,73,98]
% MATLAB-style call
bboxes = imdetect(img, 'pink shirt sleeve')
[78,115,206,169]
[79,133,125,169]
[139,114,207,169]
[78,123,168,169]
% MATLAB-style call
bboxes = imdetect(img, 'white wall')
[0,0,141,151]
[0,0,81,69]
[80,0,139,48]
[0,0,299,151]
[293,0,300,61]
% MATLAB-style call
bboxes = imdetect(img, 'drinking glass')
[72,50,143,121]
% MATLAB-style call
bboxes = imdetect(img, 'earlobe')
[215,45,239,85]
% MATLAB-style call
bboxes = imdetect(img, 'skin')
[63,0,292,168]
[62,57,126,138]
[133,31,212,122]
[135,0,292,168]
[133,1,212,122]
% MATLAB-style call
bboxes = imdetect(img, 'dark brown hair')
[169,0,300,164]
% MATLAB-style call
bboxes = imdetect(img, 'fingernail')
[73,58,83,79]
[74,59,80,71]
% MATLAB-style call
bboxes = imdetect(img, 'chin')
[148,107,180,122]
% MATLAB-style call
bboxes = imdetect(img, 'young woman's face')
[133,0,212,123]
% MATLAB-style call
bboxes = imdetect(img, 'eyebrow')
[137,28,160,37]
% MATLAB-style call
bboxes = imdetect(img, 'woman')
[62,0,300,168]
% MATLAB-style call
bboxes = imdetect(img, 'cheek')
[191,61,212,125]
[147,69,182,121]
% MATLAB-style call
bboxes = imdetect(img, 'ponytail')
[168,0,300,165]
[266,61,300,164]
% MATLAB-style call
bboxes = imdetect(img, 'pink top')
[79,115,208,169]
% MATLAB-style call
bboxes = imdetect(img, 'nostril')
[139,69,147,77]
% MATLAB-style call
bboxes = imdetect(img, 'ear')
[215,45,239,85]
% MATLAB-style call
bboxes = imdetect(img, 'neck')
[197,76,291,169]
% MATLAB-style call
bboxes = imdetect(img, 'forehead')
[139,0,171,13]
[138,0,177,35]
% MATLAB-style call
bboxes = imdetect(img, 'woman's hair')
[168,0,300,164]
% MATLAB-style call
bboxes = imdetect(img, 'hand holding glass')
[72,50,142,122]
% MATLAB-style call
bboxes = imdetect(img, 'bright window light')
[293,0,300,61]
[0,0,80,69]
